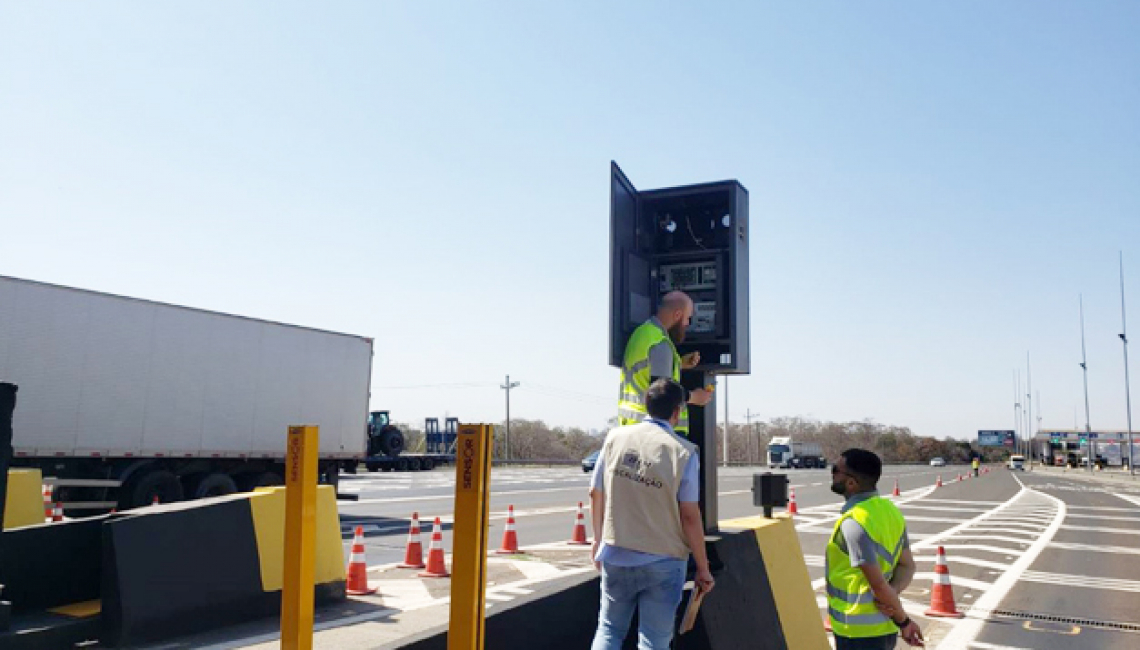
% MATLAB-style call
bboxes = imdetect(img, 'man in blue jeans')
[589,378,715,650]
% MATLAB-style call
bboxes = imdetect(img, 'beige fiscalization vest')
[601,421,697,559]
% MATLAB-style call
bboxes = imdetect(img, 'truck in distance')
[767,436,827,469]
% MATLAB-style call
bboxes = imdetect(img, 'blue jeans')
[591,560,687,650]
[835,634,898,649]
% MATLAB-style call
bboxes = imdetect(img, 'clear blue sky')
[2,2,1138,439]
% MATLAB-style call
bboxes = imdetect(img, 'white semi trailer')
[767,436,827,469]
[0,275,373,513]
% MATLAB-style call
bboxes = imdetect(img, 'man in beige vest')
[589,378,714,650]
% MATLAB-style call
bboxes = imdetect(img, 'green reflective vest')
[825,495,907,638]
[618,320,689,436]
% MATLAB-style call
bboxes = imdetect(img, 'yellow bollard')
[281,425,319,650]
[449,424,494,650]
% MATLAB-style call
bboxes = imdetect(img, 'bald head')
[657,291,693,344]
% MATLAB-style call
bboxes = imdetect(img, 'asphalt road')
[334,463,1140,649]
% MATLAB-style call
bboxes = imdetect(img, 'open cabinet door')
[609,162,652,368]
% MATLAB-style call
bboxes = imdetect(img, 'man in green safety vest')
[618,291,713,437]
[972,456,980,477]
[826,449,924,649]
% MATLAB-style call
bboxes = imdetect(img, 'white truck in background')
[0,275,373,514]
[767,436,827,469]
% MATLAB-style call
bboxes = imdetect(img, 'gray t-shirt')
[837,491,909,569]
[646,318,676,380]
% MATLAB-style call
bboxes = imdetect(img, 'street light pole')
[1016,367,1026,462]
[1027,351,1034,468]
[1120,252,1135,478]
[1080,295,1093,473]
[501,374,520,461]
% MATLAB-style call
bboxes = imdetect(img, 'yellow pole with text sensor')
[281,425,319,650]
[448,424,493,650]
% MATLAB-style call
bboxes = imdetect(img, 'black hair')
[645,378,686,420]
[840,448,882,486]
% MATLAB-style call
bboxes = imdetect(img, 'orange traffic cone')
[52,502,63,522]
[419,517,450,578]
[496,505,524,554]
[958,474,963,482]
[568,502,589,545]
[398,512,426,569]
[787,487,798,515]
[152,495,161,506]
[936,475,943,488]
[43,485,53,521]
[892,479,901,497]
[345,525,377,595]
[924,546,964,618]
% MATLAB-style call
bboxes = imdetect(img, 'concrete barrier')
[392,520,823,650]
[101,487,346,646]
[249,485,346,591]
[0,516,105,613]
[2,468,44,531]
[720,514,830,650]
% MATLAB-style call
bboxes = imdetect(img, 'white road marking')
[1066,512,1140,523]
[1066,504,1138,512]
[1113,492,1140,508]
[968,643,1035,650]
[935,476,1066,649]
[899,504,993,513]
[910,572,993,592]
[1021,569,1140,593]
[913,554,1012,572]
[1059,523,1140,535]
[1047,541,1140,555]
[376,579,435,608]
[505,559,565,581]
[941,535,1036,546]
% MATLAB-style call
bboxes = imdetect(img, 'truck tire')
[379,428,405,457]
[187,472,238,499]
[396,457,410,471]
[420,458,434,471]
[237,471,284,492]
[123,469,184,510]
[366,461,380,472]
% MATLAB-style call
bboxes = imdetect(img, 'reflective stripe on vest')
[618,320,689,436]
[824,496,907,638]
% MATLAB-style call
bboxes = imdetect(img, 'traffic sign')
[978,430,1016,447]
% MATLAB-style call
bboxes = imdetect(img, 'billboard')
[978,430,1016,447]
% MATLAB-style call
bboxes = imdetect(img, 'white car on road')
[929,457,946,467]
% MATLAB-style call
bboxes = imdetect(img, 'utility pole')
[1080,295,1093,473]
[501,375,520,461]
[745,409,759,466]
[1120,252,1135,477]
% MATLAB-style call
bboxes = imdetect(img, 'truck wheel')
[123,469,184,509]
[379,428,405,457]
[396,458,410,471]
[366,462,380,472]
[420,458,434,471]
[237,471,284,492]
[187,473,238,499]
